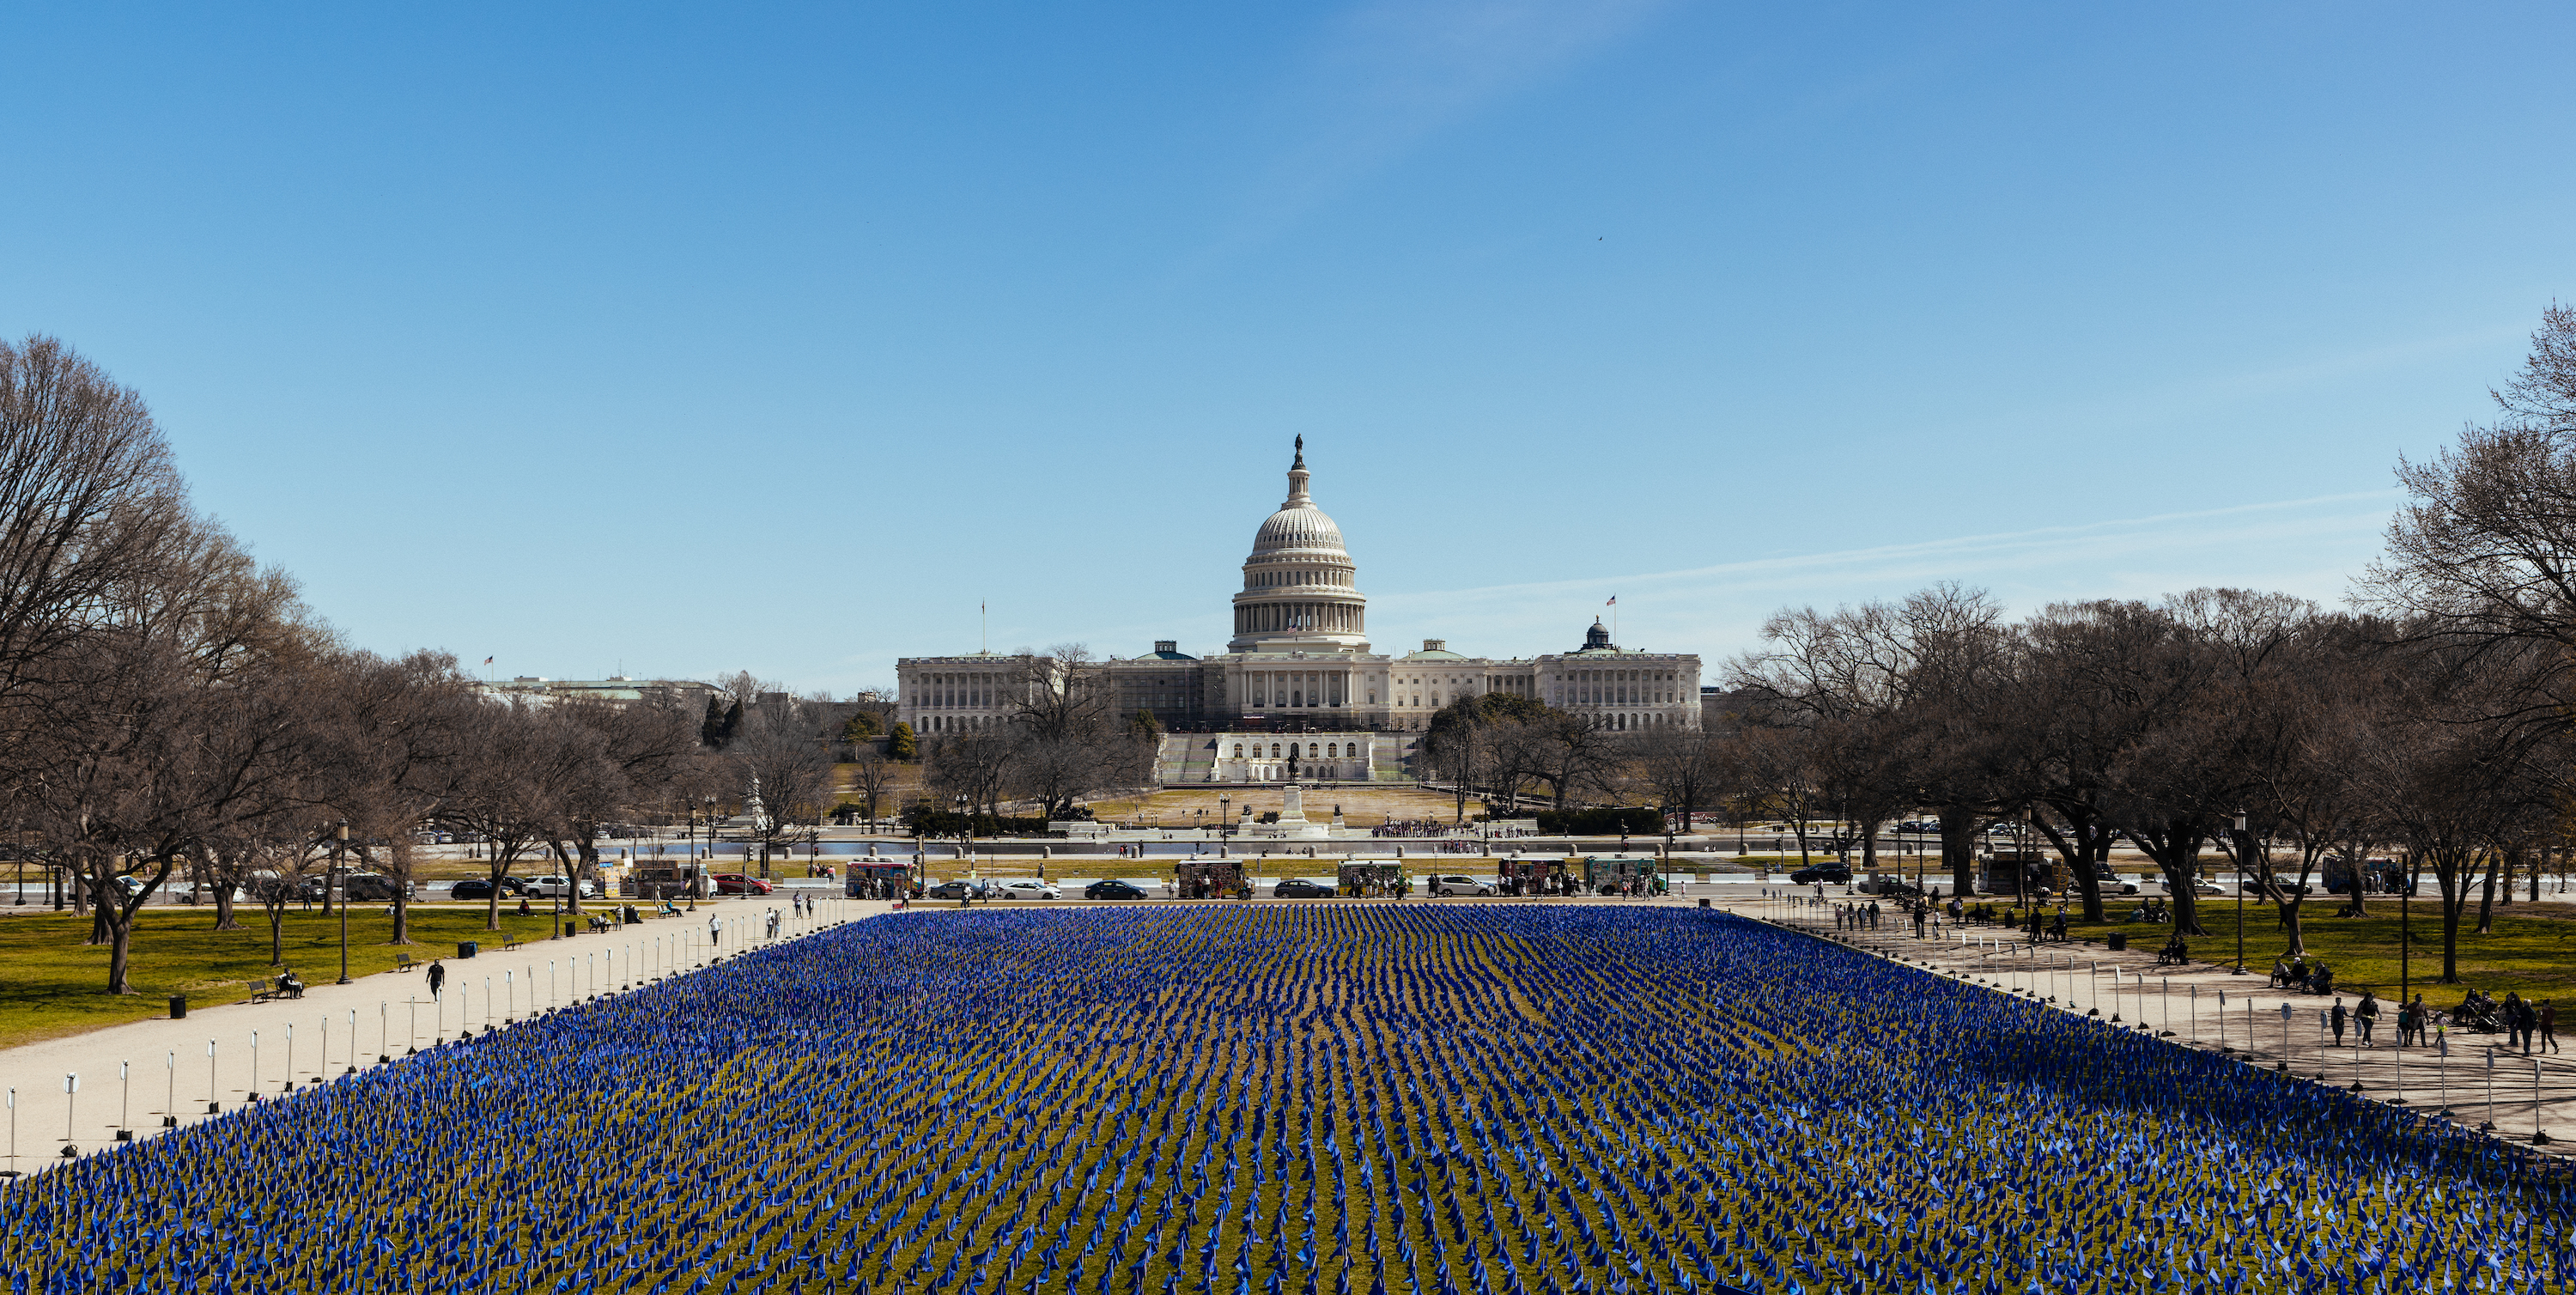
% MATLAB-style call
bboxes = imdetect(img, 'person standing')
[2329,998,2346,1048]
[2501,993,2528,1052]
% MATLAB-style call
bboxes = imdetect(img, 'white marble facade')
[896,442,1701,739]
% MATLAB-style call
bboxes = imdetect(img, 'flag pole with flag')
[1606,596,1616,646]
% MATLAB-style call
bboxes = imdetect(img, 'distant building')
[476,676,720,712]
[896,441,1703,739]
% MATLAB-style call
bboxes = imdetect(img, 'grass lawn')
[0,905,565,1049]
[1966,898,2576,1012]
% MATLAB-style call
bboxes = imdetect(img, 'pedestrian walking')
[2540,1000,2559,1055]
[2502,993,2528,1053]
[426,958,446,1003]
[2354,990,2379,1045]
[2330,998,2346,1047]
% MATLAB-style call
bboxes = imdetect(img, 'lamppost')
[2400,847,2413,1034]
[2231,809,2250,976]
[1219,794,1230,847]
[955,794,972,897]
[334,823,352,984]
[684,810,700,912]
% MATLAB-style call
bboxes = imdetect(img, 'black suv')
[1789,865,1853,885]
[450,877,534,901]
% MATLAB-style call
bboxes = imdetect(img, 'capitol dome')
[1229,438,1370,654]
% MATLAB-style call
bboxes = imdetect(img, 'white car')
[1429,874,1495,897]
[993,879,1062,901]
[525,875,598,899]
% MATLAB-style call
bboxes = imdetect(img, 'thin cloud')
[1197,0,1670,264]
[1364,490,2401,656]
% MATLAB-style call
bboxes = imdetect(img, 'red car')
[712,873,774,896]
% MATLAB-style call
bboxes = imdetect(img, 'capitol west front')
[897,442,1700,766]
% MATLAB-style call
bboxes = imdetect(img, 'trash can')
[457,940,477,958]
[2106,932,2128,951]
[168,994,187,1020]
[563,921,579,939]
[1698,897,1710,909]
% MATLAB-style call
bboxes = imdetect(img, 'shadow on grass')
[0,905,569,1048]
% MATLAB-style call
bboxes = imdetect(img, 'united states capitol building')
[896,441,1700,778]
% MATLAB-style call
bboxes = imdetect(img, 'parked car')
[449,876,535,901]
[993,879,1060,901]
[177,882,246,906]
[1429,875,1494,897]
[1272,879,1336,898]
[1084,879,1147,900]
[1789,865,1853,885]
[342,873,411,901]
[522,874,597,900]
[924,880,979,901]
[712,873,774,896]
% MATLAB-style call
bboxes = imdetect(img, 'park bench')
[247,976,304,1003]
[586,915,613,935]
[2155,942,2190,967]
[501,938,526,951]
[393,953,419,972]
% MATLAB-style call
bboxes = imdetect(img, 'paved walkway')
[0,895,887,1171]
[1711,891,2574,1158]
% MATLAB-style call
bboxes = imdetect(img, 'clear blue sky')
[5,3,2570,693]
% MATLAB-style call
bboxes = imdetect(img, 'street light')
[2231,809,2250,976]
[2400,847,2413,1040]
[334,823,352,985]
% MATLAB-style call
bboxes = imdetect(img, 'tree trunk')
[267,905,286,966]
[1939,806,1977,897]
[2335,845,2368,918]
[2476,849,2500,936]
[486,885,501,933]
[105,908,137,996]
[2434,852,2468,984]
[212,885,241,931]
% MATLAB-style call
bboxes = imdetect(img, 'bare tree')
[1627,723,1721,830]
[443,700,555,932]
[1003,645,1154,820]
[729,698,835,875]
[843,745,894,827]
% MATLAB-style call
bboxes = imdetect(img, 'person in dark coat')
[426,958,447,1003]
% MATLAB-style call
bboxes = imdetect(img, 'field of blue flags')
[1,905,2568,1294]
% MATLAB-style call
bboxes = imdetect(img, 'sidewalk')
[1709,891,2575,1158]
[0,895,888,1171]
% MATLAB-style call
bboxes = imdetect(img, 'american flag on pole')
[1605,595,1615,606]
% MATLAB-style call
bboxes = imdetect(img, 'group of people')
[1832,901,1885,931]
[2270,955,2337,996]
[2456,989,2561,1053]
